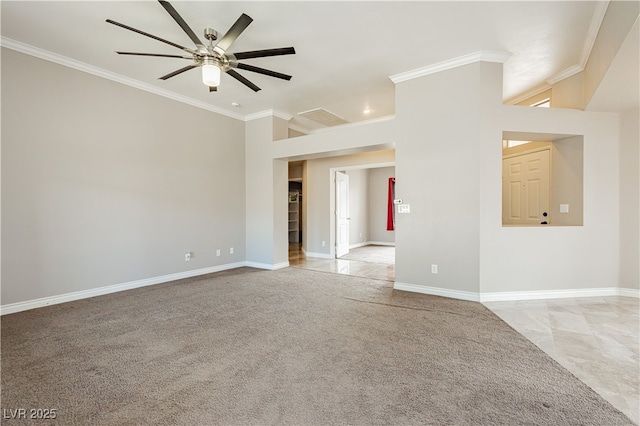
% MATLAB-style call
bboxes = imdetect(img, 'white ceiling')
[1,1,608,131]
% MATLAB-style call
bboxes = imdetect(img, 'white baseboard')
[393,282,480,302]
[480,287,639,302]
[349,242,368,249]
[245,261,289,270]
[393,282,640,303]
[5,267,637,316]
[618,287,640,298]
[349,241,395,249]
[0,260,287,316]
[303,251,333,259]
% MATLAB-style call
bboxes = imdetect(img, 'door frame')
[328,162,395,258]
[335,171,350,258]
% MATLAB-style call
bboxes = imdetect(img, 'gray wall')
[368,167,395,244]
[484,105,621,293]
[620,108,640,290]
[1,48,246,305]
[245,116,289,268]
[583,1,640,107]
[394,62,492,294]
[2,39,635,309]
[343,166,395,247]
[346,169,369,246]
[551,136,584,226]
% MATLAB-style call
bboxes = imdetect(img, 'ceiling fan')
[106,0,295,92]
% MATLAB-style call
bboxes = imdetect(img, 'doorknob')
[540,211,548,224]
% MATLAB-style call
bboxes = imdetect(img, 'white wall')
[1,48,246,306]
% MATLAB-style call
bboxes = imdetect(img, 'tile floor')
[289,243,640,424]
[289,243,395,282]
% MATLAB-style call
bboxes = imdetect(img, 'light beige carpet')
[1,267,633,425]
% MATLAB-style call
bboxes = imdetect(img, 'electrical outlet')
[229,247,234,254]
[216,249,221,257]
[431,264,438,274]
[185,252,191,262]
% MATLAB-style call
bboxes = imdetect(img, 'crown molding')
[389,50,512,84]
[0,37,245,121]
[244,110,275,121]
[545,64,584,85]
[580,0,610,67]
[244,109,292,122]
[273,110,293,121]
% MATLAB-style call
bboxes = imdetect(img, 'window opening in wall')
[530,98,550,108]
[502,132,584,227]
[503,140,531,149]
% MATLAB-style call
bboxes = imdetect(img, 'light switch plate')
[560,204,569,213]
[398,204,410,213]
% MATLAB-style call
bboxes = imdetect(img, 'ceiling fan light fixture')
[202,63,220,87]
[108,1,295,93]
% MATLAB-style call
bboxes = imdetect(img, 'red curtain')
[387,177,396,231]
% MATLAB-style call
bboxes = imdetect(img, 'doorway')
[287,156,397,282]
[330,166,396,257]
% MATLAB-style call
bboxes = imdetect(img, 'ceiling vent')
[298,108,348,127]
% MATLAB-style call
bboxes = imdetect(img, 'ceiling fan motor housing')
[204,28,218,41]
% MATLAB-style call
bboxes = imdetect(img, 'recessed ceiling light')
[231,102,241,107]
[363,108,371,114]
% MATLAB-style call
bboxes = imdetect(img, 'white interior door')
[335,171,350,257]
[502,149,550,225]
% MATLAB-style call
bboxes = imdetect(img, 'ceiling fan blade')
[116,51,193,59]
[106,19,194,54]
[231,47,296,60]
[214,13,253,54]
[209,86,218,92]
[158,0,205,50]
[236,63,292,81]
[159,65,198,80]
[226,69,261,92]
